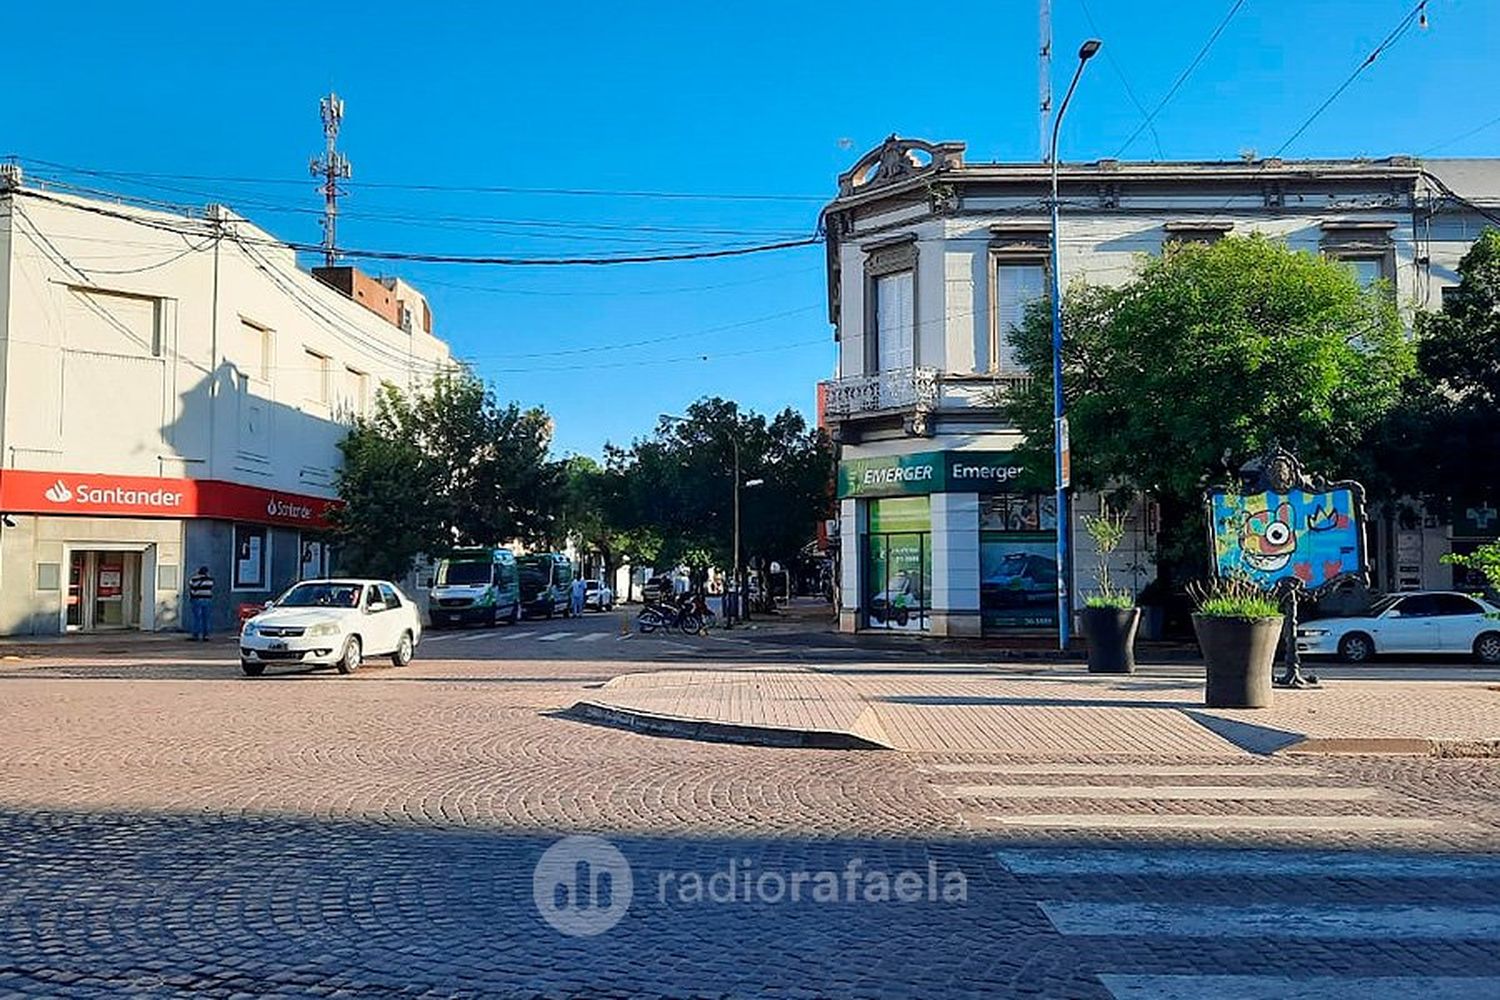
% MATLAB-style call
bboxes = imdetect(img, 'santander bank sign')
[0,470,334,529]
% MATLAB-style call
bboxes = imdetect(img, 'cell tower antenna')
[1039,0,1054,163]
[309,93,352,268]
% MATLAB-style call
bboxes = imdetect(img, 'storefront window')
[865,497,931,632]
[234,524,268,590]
[980,494,1059,631]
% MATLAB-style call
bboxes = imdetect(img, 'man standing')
[188,565,214,641]
[570,575,587,617]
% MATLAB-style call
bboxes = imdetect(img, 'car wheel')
[240,660,265,677]
[391,631,414,667]
[1474,632,1500,665]
[335,636,362,674]
[1338,632,1374,663]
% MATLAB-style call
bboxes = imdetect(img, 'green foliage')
[1443,541,1500,593]
[1084,593,1136,610]
[606,397,834,578]
[331,369,562,580]
[1187,575,1282,619]
[1080,500,1132,606]
[1004,235,1413,587]
[1359,229,1500,513]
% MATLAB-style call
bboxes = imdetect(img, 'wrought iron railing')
[821,366,939,417]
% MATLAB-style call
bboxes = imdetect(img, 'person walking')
[569,576,587,617]
[187,565,215,641]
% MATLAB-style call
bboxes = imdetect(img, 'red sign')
[0,470,337,529]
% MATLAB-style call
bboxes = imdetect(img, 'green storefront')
[837,451,1058,635]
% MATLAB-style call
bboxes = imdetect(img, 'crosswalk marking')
[536,632,569,643]
[981,813,1444,832]
[457,631,508,643]
[1101,976,1500,1000]
[1042,901,1500,939]
[576,632,609,643]
[995,848,1500,879]
[925,763,1323,777]
[941,784,1379,801]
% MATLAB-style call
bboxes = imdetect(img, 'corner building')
[0,171,452,634]
[818,139,1500,638]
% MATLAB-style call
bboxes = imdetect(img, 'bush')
[1188,575,1281,619]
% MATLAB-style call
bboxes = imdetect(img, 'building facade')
[819,138,1500,638]
[0,170,453,634]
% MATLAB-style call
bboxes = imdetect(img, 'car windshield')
[276,583,363,608]
[1364,596,1402,617]
[437,561,492,587]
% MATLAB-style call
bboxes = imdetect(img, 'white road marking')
[994,848,1500,879]
[536,633,570,643]
[457,631,505,643]
[940,784,1379,801]
[1101,976,1500,1000]
[1042,901,1500,939]
[979,813,1445,832]
[925,763,1323,777]
[576,633,609,643]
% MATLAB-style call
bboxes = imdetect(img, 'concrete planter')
[1081,606,1141,674]
[1192,614,1283,709]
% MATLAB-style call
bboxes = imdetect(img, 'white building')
[0,169,453,634]
[818,137,1500,639]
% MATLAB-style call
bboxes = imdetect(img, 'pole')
[1275,588,1319,688]
[732,435,743,625]
[1048,44,1097,652]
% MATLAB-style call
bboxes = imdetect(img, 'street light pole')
[1049,37,1101,652]
[732,434,742,624]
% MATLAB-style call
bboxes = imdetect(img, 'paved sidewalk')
[572,665,1500,756]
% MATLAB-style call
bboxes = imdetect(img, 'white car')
[584,579,614,611]
[239,579,422,676]
[1297,591,1500,664]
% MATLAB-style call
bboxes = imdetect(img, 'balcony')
[820,367,1036,424]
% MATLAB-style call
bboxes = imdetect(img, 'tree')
[1360,229,1500,515]
[331,369,562,579]
[607,397,833,588]
[556,455,659,594]
[1004,235,1413,588]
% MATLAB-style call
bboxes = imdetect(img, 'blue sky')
[4,0,1497,457]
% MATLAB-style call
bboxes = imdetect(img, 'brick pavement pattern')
[1,646,1499,997]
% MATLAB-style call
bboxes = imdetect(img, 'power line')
[13,188,823,266]
[1274,0,1429,157]
[1420,111,1500,157]
[1113,0,1249,158]
[1077,0,1163,159]
[13,156,827,203]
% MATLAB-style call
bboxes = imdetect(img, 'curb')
[1279,737,1500,757]
[562,701,892,751]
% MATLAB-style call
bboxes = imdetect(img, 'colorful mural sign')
[1208,486,1365,594]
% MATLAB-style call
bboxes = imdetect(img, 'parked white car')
[239,579,422,676]
[584,579,615,611]
[1297,591,1500,663]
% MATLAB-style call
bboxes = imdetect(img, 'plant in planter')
[1188,574,1283,708]
[1079,503,1140,673]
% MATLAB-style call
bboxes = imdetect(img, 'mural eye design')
[1264,521,1291,547]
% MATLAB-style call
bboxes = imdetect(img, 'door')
[362,584,398,654]
[1374,595,1441,653]
[1430,593,1490,652]
[66,550,142,632]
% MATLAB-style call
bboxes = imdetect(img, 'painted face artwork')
[1209,488,1363,592]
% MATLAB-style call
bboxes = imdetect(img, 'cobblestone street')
[1,624,1499,997]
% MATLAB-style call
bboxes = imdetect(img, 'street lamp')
[1049,37,1101,652]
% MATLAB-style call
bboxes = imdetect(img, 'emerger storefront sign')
[838,451,1027,498]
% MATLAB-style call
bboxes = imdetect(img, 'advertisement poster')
[866,533,930,631]
[980,533,1059,629]
[237,533,265,589]
[1209,488,1363,592]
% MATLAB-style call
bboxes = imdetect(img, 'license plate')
[268,640,288,651]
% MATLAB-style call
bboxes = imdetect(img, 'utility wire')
[1419,111,1500,157]
[1274,0,1429,157]
[1077,0,1164,159]
[1113,0,1249,158]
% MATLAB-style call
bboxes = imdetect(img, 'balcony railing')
[821,368,1037,418]
[822,366,940,417]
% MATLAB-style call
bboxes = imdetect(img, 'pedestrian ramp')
[991,843,1500,999]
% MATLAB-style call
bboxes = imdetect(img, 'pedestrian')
[570,576,587,616]
[188,565,214,641]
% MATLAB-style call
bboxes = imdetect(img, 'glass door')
[66,552,86,631]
